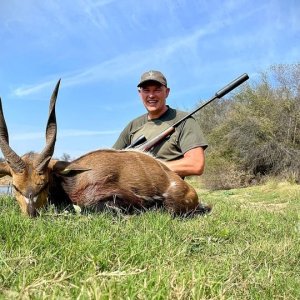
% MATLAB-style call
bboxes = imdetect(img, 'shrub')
[197,63,300,189]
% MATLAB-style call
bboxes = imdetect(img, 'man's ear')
[0,161,12,178]
[165,87,170,98]
[48,160,91,175]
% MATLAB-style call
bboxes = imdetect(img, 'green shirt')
[113,107,208,161]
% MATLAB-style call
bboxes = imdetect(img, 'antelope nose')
[27,204,38,218]
[26,189,35,201]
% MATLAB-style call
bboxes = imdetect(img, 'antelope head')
[0,80,60,217]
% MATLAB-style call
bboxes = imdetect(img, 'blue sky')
[0,0,299,159]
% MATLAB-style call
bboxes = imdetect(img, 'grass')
[0,181,299,299]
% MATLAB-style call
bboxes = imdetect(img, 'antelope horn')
[0,97,26,172]
[34,79,60,172]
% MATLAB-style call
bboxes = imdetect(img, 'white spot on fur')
[137,195,164,202]
[170,181,177,188]
[24,196,38,204]
[140,196,154,202]
[73,205,82,214]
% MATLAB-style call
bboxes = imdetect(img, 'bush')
[200,156,253,190]
[197,63,300,189]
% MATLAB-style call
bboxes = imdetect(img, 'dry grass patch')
[243,201,289,212]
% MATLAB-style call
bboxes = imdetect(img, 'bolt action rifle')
[126,73,249,151]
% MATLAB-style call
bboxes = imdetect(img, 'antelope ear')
[49,160,90,175]
[48,160,69,172]
[0,161,12,177]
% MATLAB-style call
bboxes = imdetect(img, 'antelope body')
[49,149,205,215]
[0,81,210,217]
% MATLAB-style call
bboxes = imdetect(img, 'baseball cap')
[137,70,167,87]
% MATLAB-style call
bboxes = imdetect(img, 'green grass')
[0,181,299,299]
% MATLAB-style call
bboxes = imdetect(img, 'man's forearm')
[163,147,205,177]
[164,159,204,177]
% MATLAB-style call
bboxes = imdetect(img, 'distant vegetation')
[198,63,300,189]
[60,153,72,162]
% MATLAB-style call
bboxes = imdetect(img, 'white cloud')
[13,81,55,97]
[10,129,121,141]
[10,16,231,97]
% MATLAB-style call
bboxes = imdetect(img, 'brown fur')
[0,148,212,217]
[49,149,209,216]
[0,153,51,216]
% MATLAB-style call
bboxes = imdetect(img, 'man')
[113,70,208,178]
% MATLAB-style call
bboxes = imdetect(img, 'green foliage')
[198,63,300,189]
[1,182,300,299]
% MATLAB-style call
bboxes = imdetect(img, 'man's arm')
[163,146,205,177]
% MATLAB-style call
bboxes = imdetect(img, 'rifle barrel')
[172,73,249,128]
[125,135,146,149]
[215,73,249,98]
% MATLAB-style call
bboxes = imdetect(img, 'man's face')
[138,82,170,118]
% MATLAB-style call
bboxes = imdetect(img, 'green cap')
[137,70,167,87]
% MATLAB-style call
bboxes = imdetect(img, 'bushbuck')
[0,80,211,217]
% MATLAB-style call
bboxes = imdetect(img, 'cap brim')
[137,79,166,87]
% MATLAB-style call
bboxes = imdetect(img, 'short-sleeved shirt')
[113,106,208,161]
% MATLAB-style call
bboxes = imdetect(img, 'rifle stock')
[127,73,249,151]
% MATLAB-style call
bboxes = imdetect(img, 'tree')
[60,153,72,162]
[198,63,300,189]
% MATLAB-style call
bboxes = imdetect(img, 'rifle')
[126,73,249,151]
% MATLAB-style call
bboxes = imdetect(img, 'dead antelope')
[0,81,211,217]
